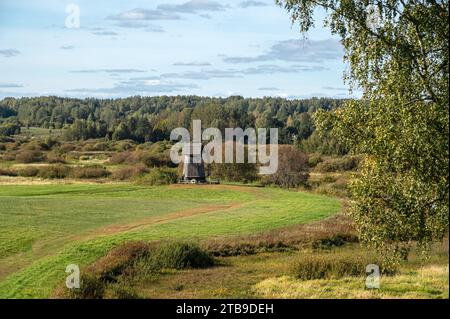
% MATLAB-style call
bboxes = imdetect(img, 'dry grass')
[202,214,357,256]
[253,263,449,299]
[0,175,112,185]
[131,252,297,299]
[252,241,449,299]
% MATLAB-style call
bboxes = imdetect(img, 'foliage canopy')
[278,0,449,260]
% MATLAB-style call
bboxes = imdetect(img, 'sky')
[0,0,358,99]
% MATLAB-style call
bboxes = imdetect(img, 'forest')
[0,96,346,154]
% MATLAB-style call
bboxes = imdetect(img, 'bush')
[314,177,350,198]
[108,150,172,168]
[89,241,151,281]
[265,145,309,188]
[65,241,214,299]
[83,142,108,152]
[37,165,70,179]
[102,283,140,299]
[209,162,258,183]
[111,164,148,180]
[315,156,361,172]
[147,242,215,270]
[143,153,172,167]
[1,151,16,161]
[135,167,177,185]
[60,143,76,153]
[321,175,337,183]
[0,167,17,176]
[112,140,136,152]
[15,150,44,163]
[70,165,110,179]
[46,152,66,164]
[17,166,39,177]
[68,241,150,299]
[308,154,323,167]
[311,235,358,250]
[108,152,130,165]
[69,273,105,299]
[290,251,388,280]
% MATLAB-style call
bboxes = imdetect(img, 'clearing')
[0,183,341,298]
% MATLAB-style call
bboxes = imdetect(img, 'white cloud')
[108,8,180,21]
[157,0,227,13]
[0,49,20,57]
[239,1,270,8]
[224,39,343,63]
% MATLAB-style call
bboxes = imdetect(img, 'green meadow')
[0,183,340,298]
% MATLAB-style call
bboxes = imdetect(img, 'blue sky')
[0,0,357,99]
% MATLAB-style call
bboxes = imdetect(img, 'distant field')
[17,127,64,138]
[0,183,341,298]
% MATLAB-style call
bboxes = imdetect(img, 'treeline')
[0,95,347,154]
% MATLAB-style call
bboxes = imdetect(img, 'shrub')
[37,165,70,179]
[102,283,140,299]
[210,162,258,183]
[88,241,151,281]
[265,145,309,188]
[0,121,20,136]
[112,140,136,152]
[108,151,130,165]
[204,242,284,257]
[17,166,39,177]
[0,143,5,151]
[0,136,14,143]
[65,241,214,299]
[69,273,105,299]
[135,167,177,185]
[143,153,172,167]
[290,251,389,280]
[145,242,215,270]
[22,142,44,151]
[311,235,359,250]
[0,167,17,176]
[1,151,16,161]
[83,142,108,152]
[308,154,323,167]
[108,150,172,168]
[321,175,337,183]
[60,143,76,153]
[111,164,148,180]
[46,152,66,164]
[70,165,110,179]
[314,176,350,198]
[68,241,151,299]
[15,150,44,163]
[315,156,361,172]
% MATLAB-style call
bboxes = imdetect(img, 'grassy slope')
[0,184,341,298]
[131,247,448,299]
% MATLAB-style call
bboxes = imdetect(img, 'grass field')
[0,183,341,298]
[124,246,448,299]
[17,127,64,138]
